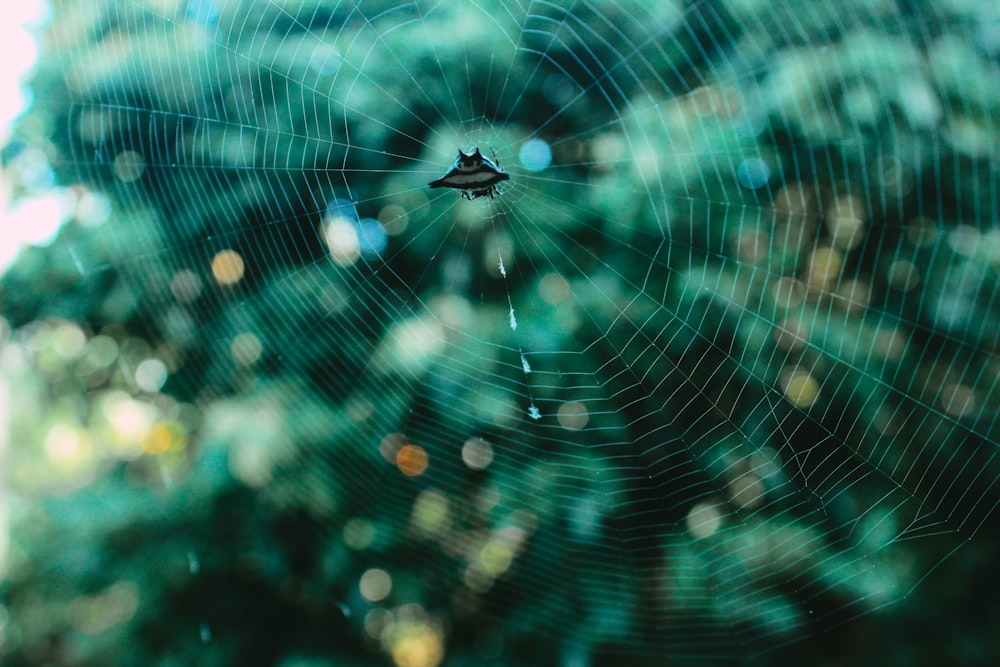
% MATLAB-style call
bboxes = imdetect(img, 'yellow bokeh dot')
[142,423,172,454]
[411,490,450,536]
[142,421,186,455]
[479,540,515,577]
[807,246,842,290]
[783,371,820,408]
[390,623,445,667]
[211,249,245,286]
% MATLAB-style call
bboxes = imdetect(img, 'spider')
[428,147,510,200]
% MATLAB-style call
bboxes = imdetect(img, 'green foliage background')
[1,1,999,665]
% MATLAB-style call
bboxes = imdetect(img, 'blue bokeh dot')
[736,158,770,189]
[355,218,387,257]
[519,139,552,172]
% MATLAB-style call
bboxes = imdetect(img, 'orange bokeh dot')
[396,444,429,477]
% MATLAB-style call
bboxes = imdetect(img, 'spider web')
[9,0,1000,662]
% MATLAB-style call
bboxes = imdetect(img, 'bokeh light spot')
[103,393,154,450]
[380,318,446,373]
[826,195,867,250]
[463,564,494,593]
[556,401,589,430]
[837,279,870,312]
[51,322,86,360]
[171,269,202,303]
[142,421,186,455]
[396,444,428,477]
[736,157,770,189]
[380,432,408,463]
[84,335,119,368]
[211,249,245,286]
[324,216,361,267]
[782,370,820,408]
[591,132,626,166]
[343,518,377,550]
[389,622,444,667]
[538,272,570,304]
[356,217,388,257]
[774,318,808,351]
[134,358,167,392]
[308,44,342,74]
[113,150,145,183]
[519,138,552,172]
[887,260,920,291]
[411,490,450,536]
[806,246,842,290]
[69,580,140,635]
[379,204,409,235]
[5,191,70,249]
[74,190,112,227]
[230,332,263,367]
[43,423,92,470]
[729,474,765,510]
[772,277,805,309]
[734,231,768,263]
[479,541,514,577]
[360,568,393,603]
[686,502,722,539]
[947,224,980,257]
[941,384,976,418]
[461,438,494,470]
[364,607,391,639]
